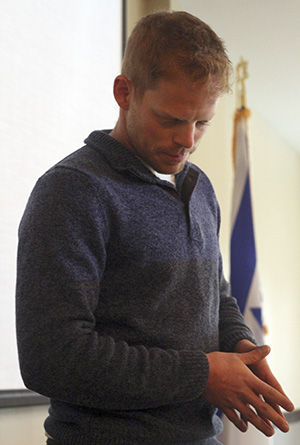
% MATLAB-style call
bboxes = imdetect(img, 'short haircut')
[122,11,232,98]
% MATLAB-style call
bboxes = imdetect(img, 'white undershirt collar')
[137,157,176,186]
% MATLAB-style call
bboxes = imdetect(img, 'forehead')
[142,75,220,119]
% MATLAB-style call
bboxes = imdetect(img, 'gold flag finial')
[233,58,250,169]
[236,58,248,109]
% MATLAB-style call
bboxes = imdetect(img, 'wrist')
[234,339,257,353]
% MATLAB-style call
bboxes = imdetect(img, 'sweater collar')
[84,130,191,185]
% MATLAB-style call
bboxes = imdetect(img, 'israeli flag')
[218,108,272,444]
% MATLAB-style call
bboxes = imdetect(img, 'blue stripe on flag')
[230,173,256,315]
[251,307,263,329]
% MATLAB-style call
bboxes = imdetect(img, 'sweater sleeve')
[16,167,208,411]
[218,271,257,352]
[212,197,256,352]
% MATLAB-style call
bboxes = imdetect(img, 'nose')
[172,123,195,149]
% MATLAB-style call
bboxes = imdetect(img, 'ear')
[113,75,133,110]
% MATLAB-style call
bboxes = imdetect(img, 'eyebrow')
[154,109,214,124]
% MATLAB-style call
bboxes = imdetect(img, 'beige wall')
[249,110,300,408]
[125,0,170,40]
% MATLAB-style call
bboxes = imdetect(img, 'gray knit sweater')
[16,131,255,444]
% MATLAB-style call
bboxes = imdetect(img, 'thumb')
[239,345,271,366]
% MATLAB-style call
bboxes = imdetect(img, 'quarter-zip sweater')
[16,130,255,444]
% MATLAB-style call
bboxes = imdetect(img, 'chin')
[165,164,186,175]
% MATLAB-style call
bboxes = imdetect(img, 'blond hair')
[122,11,232,98]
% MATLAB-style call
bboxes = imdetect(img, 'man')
[16,11,293,445]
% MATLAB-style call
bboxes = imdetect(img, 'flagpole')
[233,58,251,171]
[236,57,248,109]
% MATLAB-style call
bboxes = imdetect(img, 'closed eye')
[159,117,182,127]
[196,120,210,128]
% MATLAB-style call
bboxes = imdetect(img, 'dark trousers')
[46,439,61,445]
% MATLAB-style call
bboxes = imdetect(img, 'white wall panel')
[0,0,122,389]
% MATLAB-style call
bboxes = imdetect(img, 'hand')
[202,344,294,436]
[234,340,294,432]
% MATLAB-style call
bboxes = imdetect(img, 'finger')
[255,379,294,414]
[224,408,248,433]
[240,413,248,429]
[237,403,275,437]
[247,347,294,412]
[255,395,274,428]
[263,396,289,421]
[245,392,290,433]
[240,345,271,366]
[263,375,294,413]
[250,360,295,415]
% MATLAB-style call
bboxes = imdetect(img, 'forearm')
[17,238,208,411]
[234,338,257,353]
[17,239,209,410]
[218,285,256,352]
[18,311,208,410]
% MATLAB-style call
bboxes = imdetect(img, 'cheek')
[143,122,167,145]
[190,128,208,153]
[196,127,209,142]
[189,146,197,157]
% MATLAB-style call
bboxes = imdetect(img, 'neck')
[110,112,128,147]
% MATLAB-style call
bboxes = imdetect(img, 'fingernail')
[266,424,275,436]
[240,420,248,432]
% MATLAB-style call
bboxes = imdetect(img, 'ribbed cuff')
[176,349,210,401]
[220,330,257,353]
